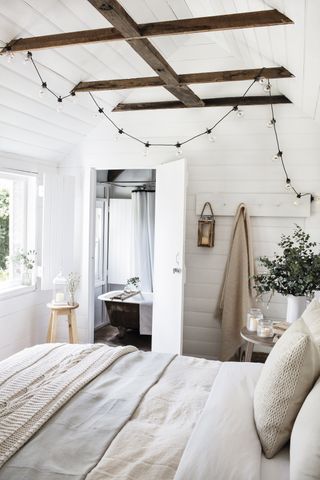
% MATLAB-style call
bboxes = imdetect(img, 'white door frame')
[86,162,186,347]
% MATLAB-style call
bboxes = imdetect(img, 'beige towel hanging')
[217,203,255,361]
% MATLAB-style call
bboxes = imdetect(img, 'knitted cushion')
[254,318,320,458]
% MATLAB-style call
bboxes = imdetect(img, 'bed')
[0,343,289,480]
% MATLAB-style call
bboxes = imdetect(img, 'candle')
[55,292,65,303]
[248,317,258,332]
[201,236,209,245]
[257,320,274,338]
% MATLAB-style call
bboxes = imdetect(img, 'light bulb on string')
[176,142,182,157]
[23,51,32,65]
[258,76,267,85]
[39,82,47,98]
[285,178,292,191]
[233,106,244,118]
[70,91,77,104]
[206,128,216,142]
[272,151,282,162]
[144,141,150,156]
[6,50,14,63]
[263,82,271,93]
[267,118,276,128]
[56,96,63,113]
[293,194,302,206]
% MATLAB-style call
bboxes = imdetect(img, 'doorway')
[93,169,156,351]
[87,159,187,355]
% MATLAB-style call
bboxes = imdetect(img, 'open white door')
[152,158,187,354]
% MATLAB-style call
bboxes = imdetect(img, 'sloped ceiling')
[0,0,319,164]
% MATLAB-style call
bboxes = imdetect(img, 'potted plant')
[124,276,140,293]
[254,226,320,322]
[13,249,37,286]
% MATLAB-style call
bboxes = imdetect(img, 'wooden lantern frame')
[198,202,215,247]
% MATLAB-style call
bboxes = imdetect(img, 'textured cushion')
[302,299,320,344]
[254,318,320,458]
[290,377,320,480]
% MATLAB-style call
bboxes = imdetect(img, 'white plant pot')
[286,295,307,323]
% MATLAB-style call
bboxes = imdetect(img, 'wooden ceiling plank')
[74,66,293,92]
[112,95,291,112]
[87,0,204,107]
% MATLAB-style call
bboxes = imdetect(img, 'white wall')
[0,153,59,360]
[62,102,320,359]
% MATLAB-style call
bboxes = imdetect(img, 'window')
[0,171,37,293]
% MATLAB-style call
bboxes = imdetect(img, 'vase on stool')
[286,295,307,323]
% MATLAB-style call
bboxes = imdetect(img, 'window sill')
[0,284,36,301]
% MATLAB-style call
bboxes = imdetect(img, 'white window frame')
[0,169,38,299]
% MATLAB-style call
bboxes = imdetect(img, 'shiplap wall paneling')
[41,174,75,290]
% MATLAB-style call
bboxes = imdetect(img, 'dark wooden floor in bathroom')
[94,324,151,351]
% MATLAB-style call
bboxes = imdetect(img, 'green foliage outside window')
[0,189,9,278]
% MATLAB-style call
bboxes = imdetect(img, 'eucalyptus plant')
[254,226,320,298]
[13,249,37,270]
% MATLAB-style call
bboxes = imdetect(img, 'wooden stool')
[47,303,79,343]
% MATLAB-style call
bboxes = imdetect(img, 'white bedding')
[175,362,290,480]
[0,346,290,479]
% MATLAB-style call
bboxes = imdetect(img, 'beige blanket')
[0,343,136,468]
[218,203,255,361]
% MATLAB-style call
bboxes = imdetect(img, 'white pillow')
[254,318,320,458]
[302,299,320,344]
[290,377,320,479]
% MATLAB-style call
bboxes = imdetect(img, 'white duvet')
[175,362,290,480]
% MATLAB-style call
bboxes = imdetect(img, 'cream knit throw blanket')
[0,343,137,468]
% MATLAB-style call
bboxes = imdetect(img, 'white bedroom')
[0,1,320,479]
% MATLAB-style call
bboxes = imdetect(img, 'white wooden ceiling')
[0,0,319,163]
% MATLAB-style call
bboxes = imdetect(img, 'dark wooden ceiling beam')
[112,95,291,112]
[87,0,204,107]
[74,67,293,92]
[0,10,293,54]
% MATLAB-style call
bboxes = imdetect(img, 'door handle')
[173,267,182,274]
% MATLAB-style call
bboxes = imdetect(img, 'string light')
[285,178,292,191]
[206,128,216,142]
[293,193,302,206]
[267,118,276,128]
[6,50,14,63]
[23,51,32,65]
[263,81,271,93]
[144,141,150,156]
[8,49,313,202]
[56,96,63,113]
[176,142,183,156]
[233,106,244,118]
[70,91,77,104]
[272,151,282,162]
[39,82,47,97]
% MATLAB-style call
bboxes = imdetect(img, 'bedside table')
[240,327,276,362]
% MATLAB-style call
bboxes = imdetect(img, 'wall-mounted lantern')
[198,202,215,247]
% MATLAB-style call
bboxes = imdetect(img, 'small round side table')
[240,327,275,362]
[47,303,79,343]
